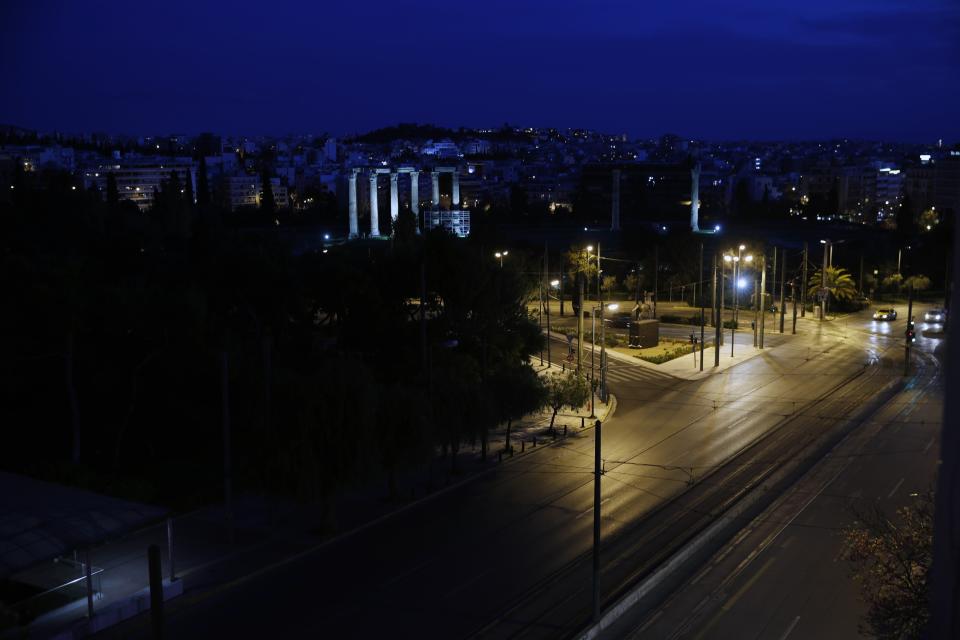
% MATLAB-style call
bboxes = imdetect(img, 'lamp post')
[590,302,618,416]
[724,246,752,357]
[494,250,509,268]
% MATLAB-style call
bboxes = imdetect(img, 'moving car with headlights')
[873,308,897,321]
[924,307,947,323]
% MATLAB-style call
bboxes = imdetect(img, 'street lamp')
[494,250,509,268]
[723,246,753,357]
[590,302,619,416]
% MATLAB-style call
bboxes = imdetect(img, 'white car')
[924,308,947,324]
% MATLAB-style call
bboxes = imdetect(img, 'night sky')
[2,0,957,141]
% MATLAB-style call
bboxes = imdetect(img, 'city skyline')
[2,0,958,142]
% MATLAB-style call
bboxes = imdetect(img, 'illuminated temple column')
[348,169,358,238]
[409,171,420,215]
[431,171,440,207]
[452,170,461,207]
[389,172,399,224]
[369,172,379,236]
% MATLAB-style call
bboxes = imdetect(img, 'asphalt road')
[612,304,945,639]
[98,307,935,639]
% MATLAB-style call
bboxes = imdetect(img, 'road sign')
[817,288,829,302]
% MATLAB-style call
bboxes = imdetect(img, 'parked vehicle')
[873,308,897,321]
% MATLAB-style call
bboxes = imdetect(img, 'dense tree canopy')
[1,172,544,513]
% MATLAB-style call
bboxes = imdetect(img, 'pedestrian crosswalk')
[603,362,675,385]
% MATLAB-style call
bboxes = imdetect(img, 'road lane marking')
[778,616,801,640]
[887,477,904,499]
[721,556,775,612]
[576,497,610,519]
[636,609,663,634]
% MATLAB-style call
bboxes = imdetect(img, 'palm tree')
[808,266,857,315]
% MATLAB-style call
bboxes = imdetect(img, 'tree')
[808,266,857,313]
[602,274,618,296]
[844,490,933,638]
[544,371,589,429]
[883,273,904,294]
[392,207,418,245]
[492,363,547,451]
[904,275,931,292]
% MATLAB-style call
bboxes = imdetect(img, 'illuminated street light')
[723,245,752,358]
[494,251,509,268]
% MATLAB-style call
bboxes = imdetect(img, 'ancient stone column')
[431,171,440,207]
[389,172,399,224]
[452,170,461,207]
[409,171,420,215]
[369,172,379,236]
[348,170,359,238]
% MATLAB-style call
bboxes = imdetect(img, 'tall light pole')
[724,246,752,357]
[494,250,508,268]
[820,240,829,321]
[576,245,593,374]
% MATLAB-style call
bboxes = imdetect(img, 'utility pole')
[753,273,760,347]
[771,246,778,325]
[599,243,609,401]
[711,256,718,327]
[820,240,829,321]
[715,253,722,367]
[904,283,914,376]
[719,258,725,345]
[545,243,551,366]
[791,279,798,334]
[699,243,705,372]
[779,250,787,334]
[759,250,767,349]
[577,270,584,373]
[801,242,808,317]
[592,418,602,623]
[634,261,642,308]
[653,245,659,318]
[560,256,565,316]
[538,266,544,366]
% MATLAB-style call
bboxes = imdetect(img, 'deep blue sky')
[2,0,957,141]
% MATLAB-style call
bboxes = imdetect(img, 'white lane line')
[576,497,610,519]
[923,437,935,454]
[636,609,663,635]
[778,616,801,640]
[887,477,905,499]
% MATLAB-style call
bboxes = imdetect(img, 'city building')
[82,158,196,209]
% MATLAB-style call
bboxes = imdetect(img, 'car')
[873,308,897,321]
[604,313,633,329]
[924,307,947,323]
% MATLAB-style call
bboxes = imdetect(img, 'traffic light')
[906,320,916,343]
